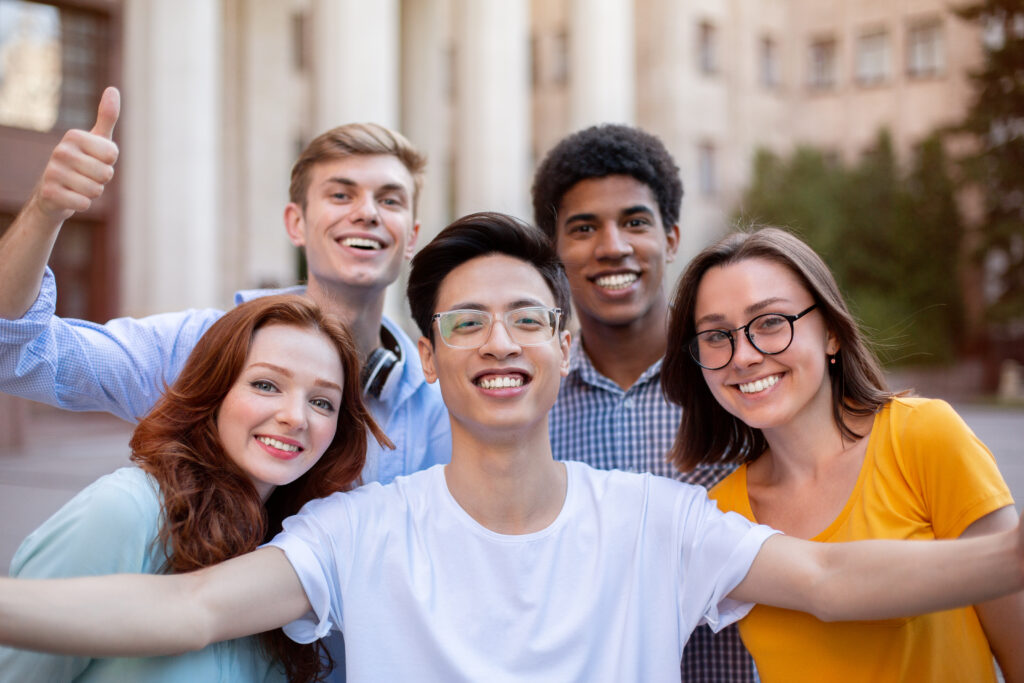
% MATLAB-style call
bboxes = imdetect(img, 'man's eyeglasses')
[688,304,818,370]
[432,306,562,349]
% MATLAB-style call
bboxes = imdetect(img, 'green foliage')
[954,0,1024,325]
[737,131,965,366]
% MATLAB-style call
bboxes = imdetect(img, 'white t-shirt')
[268,461,777,682]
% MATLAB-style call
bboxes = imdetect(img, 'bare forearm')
[0,548,310,658]
[734,528,1024,622]
[810,530,1021,620]
[0,199,64,318]
[0,573,209,656]
[0,87,120,320]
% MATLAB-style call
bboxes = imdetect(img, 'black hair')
[407,212,572,343]
[531,124,683,240]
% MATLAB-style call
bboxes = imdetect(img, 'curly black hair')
[531,124,683,240]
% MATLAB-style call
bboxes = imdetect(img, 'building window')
[907,20,944,78]
[855,30,889,85]
[697,21,717,75]
[760,35,779,88]
[808,37,838,90]
[697,142,717,196]
[0,0,108,133]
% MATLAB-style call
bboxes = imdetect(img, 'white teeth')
[738,375,781,394]
[595,273,638,289]
[478,375,524,390]
[342,237,382,250]
[257,436,300,452]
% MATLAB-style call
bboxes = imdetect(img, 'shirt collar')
[568,335,665,392]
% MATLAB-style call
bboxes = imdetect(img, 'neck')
[444,421,567,535]
[756,388,870,482]
[305,277,387,360]
[576,303,669,390]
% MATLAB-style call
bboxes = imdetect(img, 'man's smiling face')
[418,253,570,441]
[285,154,420,296]
[554,175,679,334]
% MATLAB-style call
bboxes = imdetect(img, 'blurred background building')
[0,0,1017,393]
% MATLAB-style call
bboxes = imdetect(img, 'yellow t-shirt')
[710,397,1014,683]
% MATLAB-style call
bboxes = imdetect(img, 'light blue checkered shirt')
[550,336,754,682]
[0,268,451,485]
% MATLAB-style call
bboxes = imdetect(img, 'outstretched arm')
[731,513,1024,622]
[0,547,310,657]
[961,506,1024,683]
[0,87,119,319]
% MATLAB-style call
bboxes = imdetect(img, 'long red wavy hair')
[129,295,391,682]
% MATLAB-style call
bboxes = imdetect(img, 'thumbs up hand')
[32,86,121,222]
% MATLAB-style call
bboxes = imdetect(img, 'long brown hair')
[661,227,893,472]
[130,295,391,682]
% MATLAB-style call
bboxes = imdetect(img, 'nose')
[276,395,308,430]
[350,192,380,225]
[594,225,633,260]
[477,319,521,359]
[730,328,765,368]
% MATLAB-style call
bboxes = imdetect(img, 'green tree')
[737,131,964,365]
[954,0,1024,326]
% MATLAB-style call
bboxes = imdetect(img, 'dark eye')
[624,217,650,229]
[453,318,484,332]
[331,192,350,201]
[511,314,544,329]
[699,330,732,347]
[568,223,595,235]
[310,397,335,412]
[753,315,788,334]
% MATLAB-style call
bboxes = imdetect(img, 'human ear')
[284,203,307,248]
[404,221,421,260]
[558,330,571,377]
[418,336,438,384]
[664,224,681,263]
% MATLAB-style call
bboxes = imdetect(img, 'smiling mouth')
[737,374,781,394]
[341,237,384,250]
[475,373,527,390]
[257,436,302,453]
[593,273,638,290]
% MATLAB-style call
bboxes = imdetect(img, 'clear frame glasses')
[432,306,562,349]
[688,304,818,370]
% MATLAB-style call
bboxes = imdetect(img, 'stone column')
[568,0,635,129]
[452,0,530,219]
[121,0,223,313]
[233,0,297,292]
[312,0,400,130]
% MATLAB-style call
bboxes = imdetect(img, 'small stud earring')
[829,355,837,365]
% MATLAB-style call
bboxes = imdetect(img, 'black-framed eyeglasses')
[688,304,818,370]
[432,306,562,349]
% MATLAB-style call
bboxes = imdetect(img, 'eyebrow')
[562,204,655,226]
[248,362,343,393]
[694,297,791,328]
[324,177,409,196]
[443,298,548,313]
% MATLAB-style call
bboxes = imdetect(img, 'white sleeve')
[264,493,355,643]
[674,484,779,631]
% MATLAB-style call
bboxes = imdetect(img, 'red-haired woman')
[0,294,388,682]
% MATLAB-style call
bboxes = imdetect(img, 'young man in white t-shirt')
[0,213,1022,682]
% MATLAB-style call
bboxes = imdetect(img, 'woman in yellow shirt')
[662,227,1022,682]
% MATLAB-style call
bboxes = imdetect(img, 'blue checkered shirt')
[550,337,755,682]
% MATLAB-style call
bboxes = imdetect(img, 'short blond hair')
[289,123,427,213]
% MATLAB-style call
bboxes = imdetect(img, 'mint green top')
[0,466,284,682]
